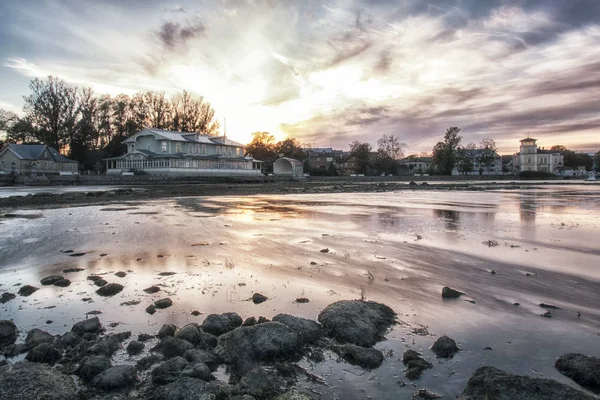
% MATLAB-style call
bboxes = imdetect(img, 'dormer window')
[176,143,181,153]
[161,141,167,152]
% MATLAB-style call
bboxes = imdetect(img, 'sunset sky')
[0,0,599,154]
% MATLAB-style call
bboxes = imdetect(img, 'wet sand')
[1,185,600,398]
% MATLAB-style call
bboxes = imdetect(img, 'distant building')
[304,148,346,171]
[513,138,564,174]
[399,157,435,175]
[104,128,262,176]
[452,148,503,176]
[339,151,378,176]
[0,143,78,175]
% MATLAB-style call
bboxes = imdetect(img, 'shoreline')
[1,179,598,211]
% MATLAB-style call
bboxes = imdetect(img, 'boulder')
[127,340,145,355]
[146,305,157,315]
[333,344,384,370]
[25,328,54,348]
[252,293,268,304]
[25,343,62,364]
[138,333,153,342]
[184,349,220,370]
[175,324,217,349]
[457,366,596,400]
[18,285,39,296]
[555,353,600,392]
[216,322,301,375]
[59,331,81,348]
[243,317,257,326]
[157,324,177,339]
[92,365,137,390]
[40,276,64,285]
[96,283,124,296]
[155,298,173,309]
[0,292,16,304]
[143,285,161,294]
[152,356,190,385]
[402,349,433,380]
[0,320,18,346]
[317,300,396,347]
[53,278,71,287]
[431,335,459,358]
[239,367,286,398]
[136,354,165,371]
[72,317,102,335]
[274,392,312,400]
[3,343,28,357]
[0,361,77,400]
[156,337,195,358]
[182,362,212,382]
[201,312,243,336]
[76,355,112,381]
[115,271,127,277]
[94,279,108,287]
[272,314,322,344]
[441,286,464,298]
[146,377,230,400]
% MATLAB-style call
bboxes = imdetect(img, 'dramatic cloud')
[0,0,599,152]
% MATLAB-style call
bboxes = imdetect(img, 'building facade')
[305,148,347,171]
[104,128,262,176]
[452,149,503,176]
[400,157,435,175]
[0,144,78,175]
[513,138,564,174]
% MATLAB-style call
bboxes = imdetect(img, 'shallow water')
[1,185,599,398]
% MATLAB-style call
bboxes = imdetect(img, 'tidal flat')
[1,184,599,399]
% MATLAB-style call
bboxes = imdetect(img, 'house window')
[0,161,4,169]
[147,144,151,150]
[161,141,167,152]
[176,143,181,153]
[527,157,531,163]
[201,144,206,154]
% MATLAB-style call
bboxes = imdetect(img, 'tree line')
[0,76,220,169]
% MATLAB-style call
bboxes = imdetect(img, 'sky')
[0,0,599,155]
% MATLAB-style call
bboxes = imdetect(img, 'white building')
[104,128,262,176]
[512,138,564,174]
[451,149,503,176]
[400,157,435,175]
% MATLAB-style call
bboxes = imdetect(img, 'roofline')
[520,138,537,142]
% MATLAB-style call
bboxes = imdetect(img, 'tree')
[245,132,276,162]
[375,134,407,175]
[550,145,568,153]
[0,109,18,132]
[477,138,498,174]
[432,127,462,174]
[70,87,99,163]
[551,145,593,170]
[349,141,372,174]
[23,76,80,152]
[456,142,476,175]
[275,137,306,161]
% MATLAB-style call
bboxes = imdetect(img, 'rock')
[182,362,212,382]
[184,349,220,370]
[272,314,322,344]
[18,285,39,296]
[127,340,145,355]
[3,343,28,358]
[191,310,202,316]
[25,328,54,348]
[555,353,600,392]
[63,266,85,271]
[457,366,596,400]
[252,293,268,304]
[334,344,384,370]
[542,311,553,318]
[115,271,127,277]
[403,349,433,380]
[320,248,329,253]
[156,337,195,358]
[96,283,124,296]
[0,320,18,346]
[89,336,120,357]
[0,292,16,303]
[294,297,310,303]
[257,316,270,324]
[144,285,161,293]
[76,355,112,381]
[92,365,137,390]
[274,392,311,400]
[216,322,301,375]
[318,300,396,347]
[175,324,217,349]
[409,181,417,186]
[146,377,230,400]
[146,305,157,315]
[25,343,62,364]
[72,317,102,335]
[53,278,71,287]
[413,389,441,399]
[87,275,103,281]
[431,335,459,358]
[540,303,561,309]
[40,275,64,285]
[0,361,77,400]
[152,356,190,385]
[243,317,257,326]
[136,354,164,371]
[138,333,153,342]
[120,299,141,306]
[155,298,173,309]
[441,286,464,298]
[201,312,243,336]
[157,324,177,339]
[239,367,286,399]
[94,279,108,287]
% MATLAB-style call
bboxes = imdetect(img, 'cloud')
[156,19,206,51]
